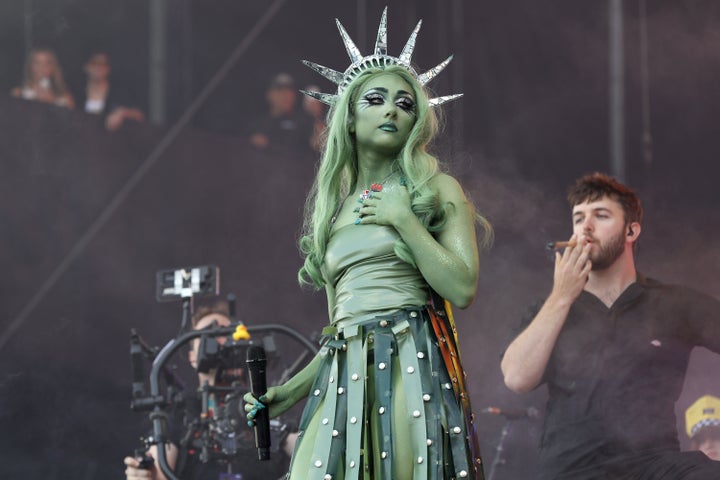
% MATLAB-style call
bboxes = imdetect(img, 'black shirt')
[513,275,720,479]
[251,110,314,157]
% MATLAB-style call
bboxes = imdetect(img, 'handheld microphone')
[246,345,271,460]
[481,406,540,420]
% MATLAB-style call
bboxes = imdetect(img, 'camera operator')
[123,298,298,480]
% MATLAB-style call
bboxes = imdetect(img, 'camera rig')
[129,266,318,480]
[131,321,317,479]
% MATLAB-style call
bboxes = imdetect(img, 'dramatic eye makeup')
[396,96,415,112]
[356,87,416,114]
[357,91,385,109]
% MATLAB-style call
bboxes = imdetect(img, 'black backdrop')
[1,1,719,479]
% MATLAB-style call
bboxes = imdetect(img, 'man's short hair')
[191,297,230,328]
[567,172,643,225]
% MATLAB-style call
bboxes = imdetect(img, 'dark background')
[0,1,719,478]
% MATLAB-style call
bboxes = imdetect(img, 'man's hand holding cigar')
[550,234,592,304]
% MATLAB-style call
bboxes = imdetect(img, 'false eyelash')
[396,98,416,112]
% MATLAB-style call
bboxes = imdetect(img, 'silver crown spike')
[398,20,422,66]
[417,55,454,86]
[302,60,344,85]
[428,94,463,107]
[335,19,363,64]
[299,89,338,106]
[374,7,389,56]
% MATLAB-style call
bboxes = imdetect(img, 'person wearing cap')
[248,73,314,156]
[686,395,720,461]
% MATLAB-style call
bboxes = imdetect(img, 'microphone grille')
[246,345,266,362]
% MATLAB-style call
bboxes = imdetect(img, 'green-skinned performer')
[244,8,490,480]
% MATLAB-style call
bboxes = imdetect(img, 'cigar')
[546,240,578,250]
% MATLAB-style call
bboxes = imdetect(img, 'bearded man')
[502,172,720,479]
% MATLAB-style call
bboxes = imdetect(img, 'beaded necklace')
[330,170,401,226]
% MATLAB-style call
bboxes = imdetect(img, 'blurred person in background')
[11,47,75,108]
[249,73,314,156]
[80,52,145,131]
[301,84,327,152]
[686,395,720,461]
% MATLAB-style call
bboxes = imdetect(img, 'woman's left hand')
[355,185,413,227]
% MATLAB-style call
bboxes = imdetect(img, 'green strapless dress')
[288,224,484,480]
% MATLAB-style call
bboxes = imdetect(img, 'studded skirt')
[287,305,485,480]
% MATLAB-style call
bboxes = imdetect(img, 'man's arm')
[501,239,591,393]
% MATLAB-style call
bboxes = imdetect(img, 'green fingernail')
[354,218,361,225]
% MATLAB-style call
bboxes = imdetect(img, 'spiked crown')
[301,7,462,108]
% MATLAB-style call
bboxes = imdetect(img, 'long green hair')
[298,66,489,288]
